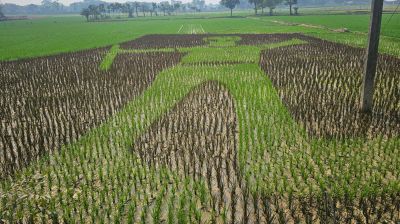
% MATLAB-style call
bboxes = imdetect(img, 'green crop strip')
[100,44,120,71]
[1,36,399,222]
[100,37,307,70]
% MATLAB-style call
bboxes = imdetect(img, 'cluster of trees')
[0,0,386,16]
[1,0,67,15]
[0,4,5,19]
[1,0,202,15]
[220,0,298,16]
[80,1,184,21]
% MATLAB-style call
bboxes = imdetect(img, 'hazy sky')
[1,0,218,6]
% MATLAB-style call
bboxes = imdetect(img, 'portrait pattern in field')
[0,34,399,223]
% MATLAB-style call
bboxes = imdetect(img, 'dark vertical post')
[360,0,384,113]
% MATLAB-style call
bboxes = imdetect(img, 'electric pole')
[360,0,384,113]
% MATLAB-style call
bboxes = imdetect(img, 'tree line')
[0,4,5,19]
[221,0,299,16]
[80,1,190,21]
[80,0,298,21]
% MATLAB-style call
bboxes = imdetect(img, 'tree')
[285,0,297,15]
[0,4,5,19]
[141,3,147,16]
[114,3,122,17]
[263,0,282,15]
[293,6,298,15]
[173,2,181,15]
[192,0,205,11]
[248,0,262,15]
[124,3,134,18]
[80,8,90,21]
[134,2,140,17]
[88,4,100,20]
[51,0,62,12]
[189,5,197,13]
[220,0,240,16]
[152,2,158,16]
[98,4,106,18]
[160,1,170,16]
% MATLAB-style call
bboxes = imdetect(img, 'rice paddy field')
[0,11,399,223]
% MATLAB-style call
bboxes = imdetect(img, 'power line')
[382,0,400,32]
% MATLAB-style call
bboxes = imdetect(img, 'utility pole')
[360,0,384,113]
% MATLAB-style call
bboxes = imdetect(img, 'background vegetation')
[0,11,399,61]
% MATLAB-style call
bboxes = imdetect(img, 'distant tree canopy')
[248,0,262,15]
[79,1,182,21]
[285,0,297,15]
[41,0,63,12]
[0,4,5,18]
[220,0,240,16]
[260,0,283,15]
[80,8,90,21]
[0,0,378,15]
[248,0,300,15]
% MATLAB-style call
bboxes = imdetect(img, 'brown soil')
[0,50,184,178]
[260,36,400,139]
[132,81,246,223]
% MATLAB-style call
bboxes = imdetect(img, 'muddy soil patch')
[132,81,250,223]
[0,50,184,178]
[260,38,400,139]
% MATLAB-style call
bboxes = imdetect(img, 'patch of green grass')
[265,14,400,38]
[0,16,181,61]
[181,38,307,64]
[100,44,120,71]
[204,36,241,47]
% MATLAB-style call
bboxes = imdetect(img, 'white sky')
[1,0,220,6]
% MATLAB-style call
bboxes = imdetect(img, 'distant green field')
[0,12,399,60]
[268,14,400,38]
